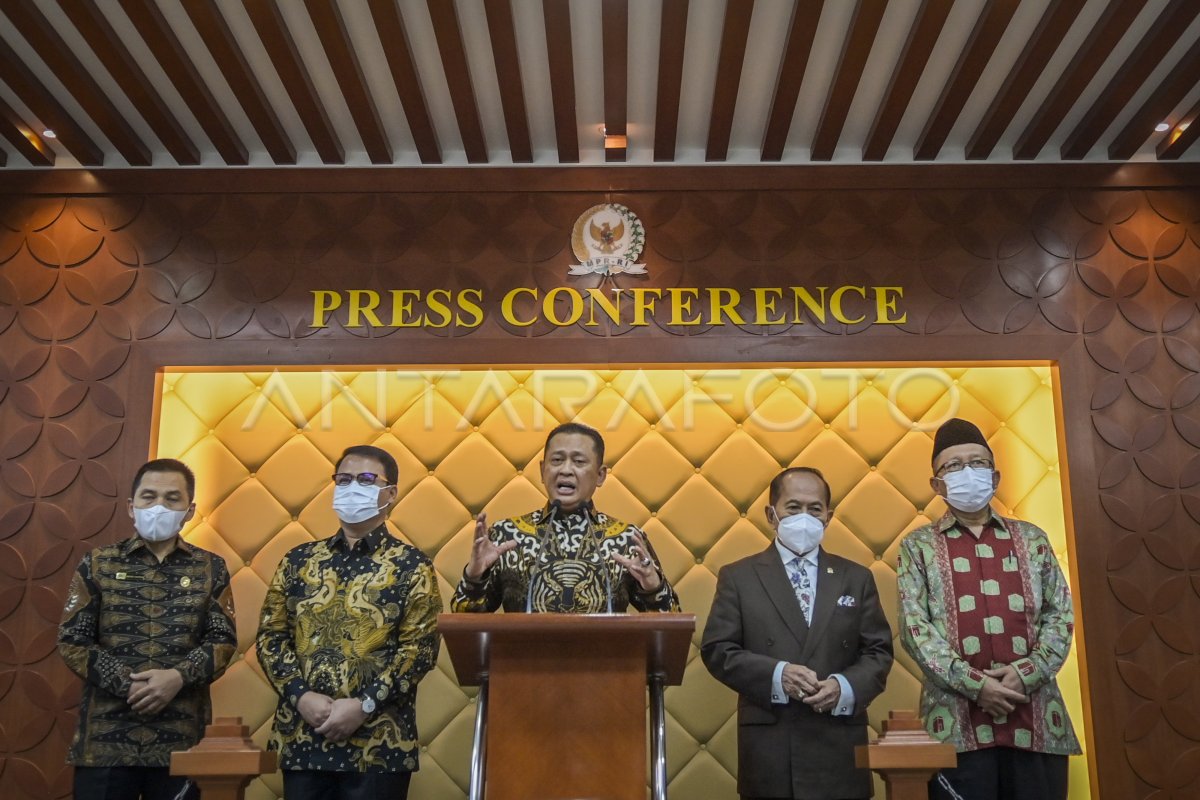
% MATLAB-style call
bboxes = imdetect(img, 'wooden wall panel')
[0,166,1198,799]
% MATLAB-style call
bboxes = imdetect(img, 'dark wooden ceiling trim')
[864,0,952,161]
[0,36,103,166]
[118,0,247,165]
[483,0,532,163]
[0,95,54,166]
[242,0,344,164]
[543,0,579,163]
[761,0,824,161]
[914,0,1019,161]
[1157,99,1200,160]
[1061,0,1199,160]
[965,0,1085,160]
[1013,0,1148,160]
[602,0,629,163]
[4,0,150,165]
[427,0,488,163]
[303,0,391,164]
[811,0,887,162]
[705,0,754,162]
[653,0,688,162]
[58,0,198,165]
[183,1,295,164]
[6,163,1197,196]
[1108,37,1200,160]
[366,0,440,164]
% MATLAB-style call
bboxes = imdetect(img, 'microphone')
[525,500,562,613]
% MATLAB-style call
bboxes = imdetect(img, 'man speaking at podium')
[702,467,893,800]
[451,422,679,614]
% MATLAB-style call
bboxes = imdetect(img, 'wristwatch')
[360,696,376,715]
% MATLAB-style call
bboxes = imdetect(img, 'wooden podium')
[439,612,695,800]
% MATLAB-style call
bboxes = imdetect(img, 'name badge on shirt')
[115,572,128,580]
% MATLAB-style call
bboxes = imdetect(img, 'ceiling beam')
[653,0,688,162]
[602,0,628,162]
[483,0,532,163]
[914,0,1019,161]
[705,0,754,161]
[1061,0,1200,159]
[863,0,952,161]
[57,0,198,165]
[1157,99,1200,159]
[3,0,150,165]
[543,0,578,163]
[965,0,1085,160]
[366,0,439,164]
[427,0,487,163]
[183,0,295,164]
[304,0,390,164]
[1013,0,1148,160]
[811,0,887,162]
[1108,37,1200,160]
[761,0,824,161]
[0,36,102,165]
[0,95,54,166]
[242,0,343,164]
[118,0,247,165]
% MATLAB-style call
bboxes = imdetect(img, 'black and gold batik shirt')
[451,504,681,613]
[256,526,441,773]
[58,536,237,767]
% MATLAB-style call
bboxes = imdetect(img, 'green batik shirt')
[897,509,1081,755]
[450,504,680,614]
[257,526,441,773]
[58,537,237,767]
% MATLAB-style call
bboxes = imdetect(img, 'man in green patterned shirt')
[898,418,1081,800]
[59,458,236,800]
[258,444,441,800]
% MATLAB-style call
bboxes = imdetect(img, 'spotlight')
[42,129,56,138]
[1154,122,1170,132]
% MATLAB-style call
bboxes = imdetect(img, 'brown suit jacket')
[701,544,893,799]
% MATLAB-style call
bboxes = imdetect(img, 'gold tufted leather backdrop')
[154,364,1088,799]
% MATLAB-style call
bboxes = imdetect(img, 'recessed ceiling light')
[1155,122,1171,132]
[42,129,56,138]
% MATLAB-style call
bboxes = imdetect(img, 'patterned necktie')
[788,556,813,625]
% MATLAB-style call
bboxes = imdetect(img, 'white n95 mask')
[776,513,825,556]
[134,505,188,542]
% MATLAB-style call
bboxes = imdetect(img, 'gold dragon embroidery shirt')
[450,504,680,614]
[256,526,441,773]
[58,536,237,767]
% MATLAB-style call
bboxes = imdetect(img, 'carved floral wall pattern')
[0,180,1198,799]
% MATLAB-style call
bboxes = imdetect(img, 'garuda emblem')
[568,203,646,276]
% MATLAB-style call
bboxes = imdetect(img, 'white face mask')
[775,512,825,556]
[333,483,390,524]
[134,505,188,542]
[941,466,995,513]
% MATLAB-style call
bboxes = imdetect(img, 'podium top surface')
[438,612,696,686]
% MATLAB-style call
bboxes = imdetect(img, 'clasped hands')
[781,663,840,714]
[127,668,183,716]
[465,512,663,593]
[978,663,1030,718]
[298,692,368,742]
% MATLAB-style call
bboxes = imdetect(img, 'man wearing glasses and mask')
[451,422,679,614]
[257,445,441,800]
[898,418,1080,800]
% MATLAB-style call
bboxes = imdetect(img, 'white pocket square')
[836,595,856,607]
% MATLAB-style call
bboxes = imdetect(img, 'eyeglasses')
[332,472,383,487]
[936,458,994,477]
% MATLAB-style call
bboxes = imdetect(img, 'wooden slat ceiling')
[0,0,1197,170]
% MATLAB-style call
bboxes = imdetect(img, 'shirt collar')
[330,524,388,553]
[123,534,196,559]
[934,507,1006,535]
[775,537,818,568]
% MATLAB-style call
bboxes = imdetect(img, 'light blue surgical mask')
[942,466,995,513]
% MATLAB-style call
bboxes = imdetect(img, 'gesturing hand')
[464,512,517,580]
[611,531,663,592]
